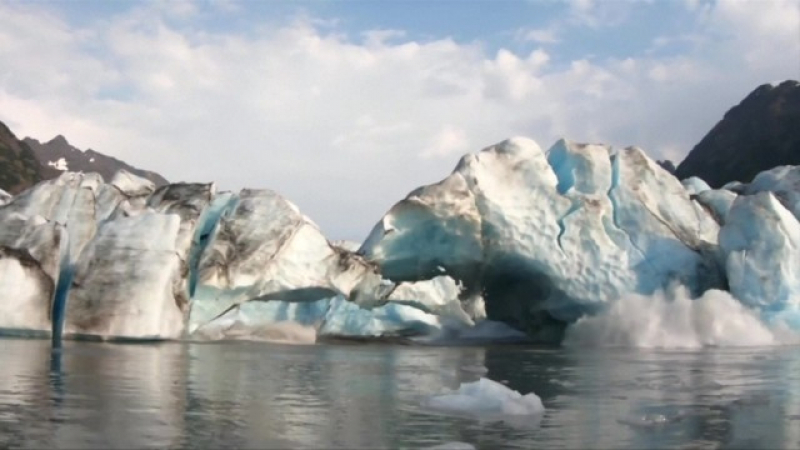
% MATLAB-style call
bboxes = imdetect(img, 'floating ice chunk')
[423,378,545,417]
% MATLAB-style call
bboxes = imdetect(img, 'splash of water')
[563,286,799,349]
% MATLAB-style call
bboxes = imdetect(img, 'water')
[2,338,800,449]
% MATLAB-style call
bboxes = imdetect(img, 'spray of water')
[563,286,799,349]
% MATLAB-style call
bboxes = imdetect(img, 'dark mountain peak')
[0,120,44,193]
[22,131,169,187]
[675,79,800,188]
[48,134,69,146]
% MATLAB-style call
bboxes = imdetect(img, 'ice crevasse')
[1,136,799,344]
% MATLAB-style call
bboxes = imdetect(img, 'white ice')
[423,377,545,417]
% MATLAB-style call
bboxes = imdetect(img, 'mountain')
[0,121,45,194]
[676,80,800,188]
[23,135,168,186]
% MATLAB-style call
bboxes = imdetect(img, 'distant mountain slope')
[23,135,168,186]
[0,121,45,194]
[676,80,800,188]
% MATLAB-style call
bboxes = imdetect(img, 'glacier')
[360,138,723,341]
[0,136,799,345]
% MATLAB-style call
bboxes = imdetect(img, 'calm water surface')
[1,338,799,449]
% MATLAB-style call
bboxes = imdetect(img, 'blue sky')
[0,0,798,240]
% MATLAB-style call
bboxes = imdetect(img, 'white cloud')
[0,0,797,240]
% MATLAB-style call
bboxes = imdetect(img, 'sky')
[0,0,798,241]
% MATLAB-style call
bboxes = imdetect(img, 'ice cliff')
[360,138,724,340]
[1,137,798,344]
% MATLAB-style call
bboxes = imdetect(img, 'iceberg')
[422,377,545,417]
[361,138,723,340]
[4,134,800,345]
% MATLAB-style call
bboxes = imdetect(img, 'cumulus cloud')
[0,0,797,240]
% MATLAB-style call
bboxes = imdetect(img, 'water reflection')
[0,338,799,449]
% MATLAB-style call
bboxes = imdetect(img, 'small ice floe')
[423,377,545,418]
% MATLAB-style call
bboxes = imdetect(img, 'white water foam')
[563,286,799,349]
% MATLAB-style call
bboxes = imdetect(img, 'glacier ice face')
[719,192,800,327]
[1,172,124,263]
[423,377,545,417]
[0,214,65,333]
[189,188,381,332]
[63,182,214,340]
[361,138,723,339]
[64,211,191,339]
